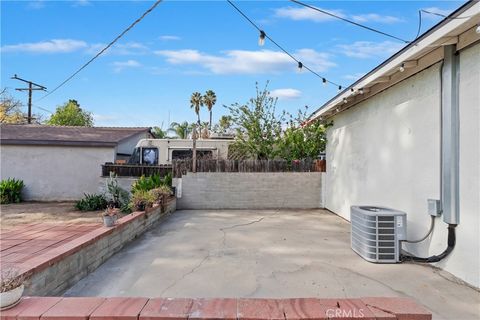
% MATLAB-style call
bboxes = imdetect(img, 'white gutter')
[310,1,480,120]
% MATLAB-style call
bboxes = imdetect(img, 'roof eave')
[310,0,480,121]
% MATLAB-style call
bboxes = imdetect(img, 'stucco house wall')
[0,145,115,201]
[325,43,479,288]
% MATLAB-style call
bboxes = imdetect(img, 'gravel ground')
[0,201,102,228]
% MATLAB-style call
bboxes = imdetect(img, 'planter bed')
[2,198,176,296]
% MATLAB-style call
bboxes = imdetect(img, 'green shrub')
[75,193,107,211]
[130,190,155,211]
[131,172,172,194]
[149,185,172,204]
[163,172,172,188]
[0,178,24,204]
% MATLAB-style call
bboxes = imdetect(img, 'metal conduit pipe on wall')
[402,44,460,263]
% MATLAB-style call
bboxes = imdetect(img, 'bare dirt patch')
[0,202,102,229]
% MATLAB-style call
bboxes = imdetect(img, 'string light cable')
[288,0,410,43]
[226,0,344,89]
[416,9,479,39]
[36,0,162,102]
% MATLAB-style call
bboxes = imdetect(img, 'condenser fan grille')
[351,206,406,263]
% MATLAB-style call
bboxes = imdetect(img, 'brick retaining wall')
[175,172,324,209]
[1,297,432,319]
[14,199,176,296]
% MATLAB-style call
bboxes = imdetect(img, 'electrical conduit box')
[428,199,442,217]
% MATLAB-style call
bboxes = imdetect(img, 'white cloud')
[274,6,345,22]
[159,35,181,41]
[72,0,91,7]
[421,7,453,18]
[27,0,45,10]
[337,41,404,59]
[270,88,302,100]
[1,39,88,53]
[275,6,402,24]
[155,49,335,75]
[351,13,402,24]
[111,60,142,73]
[343,72,366,81]
[87,42,149,55]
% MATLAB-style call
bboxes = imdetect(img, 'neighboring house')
[0,124,153,201]
[310,2,479,288]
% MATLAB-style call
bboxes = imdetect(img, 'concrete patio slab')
[64,209,480,320]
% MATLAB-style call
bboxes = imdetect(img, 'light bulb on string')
[297,61,304,73]
[399,63,405,72]
[343,98,348,104]
[322,78,327,86]
[359,88,364,95]
[338,85,342,92]
[258,30,266,46]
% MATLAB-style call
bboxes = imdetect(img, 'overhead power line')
[288,0,411,44]
[33,104,54,114]
[227,0,344,89]
[37,0,162,102]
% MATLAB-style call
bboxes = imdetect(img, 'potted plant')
[102,202,119,227]
[1,268,25,310]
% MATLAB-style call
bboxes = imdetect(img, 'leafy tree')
[0,88,41,124]
[226,83,331,160]
[278,107,331,162]
[168,121,190,139]
[226,83,285,160]
[203,90,217,129]
[46,99,93,126]
[190,92,203,124]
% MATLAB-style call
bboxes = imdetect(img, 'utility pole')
[11,74,47,124]
[192,123,197,173]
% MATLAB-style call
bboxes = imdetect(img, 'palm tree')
[203,90,217,129]
[152,126,168,139]
[169,121,190,139]
[190,92,203,125]
[218,115,232,133]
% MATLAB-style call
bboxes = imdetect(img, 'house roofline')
[310,0,480,121]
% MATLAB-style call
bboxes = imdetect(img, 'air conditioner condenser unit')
[351,206,407,263]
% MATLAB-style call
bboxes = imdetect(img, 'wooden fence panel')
[172,159,326,178]
[102,163,172,177]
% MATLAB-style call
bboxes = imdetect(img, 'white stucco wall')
[325,43,479,288]
[0,145,115,201]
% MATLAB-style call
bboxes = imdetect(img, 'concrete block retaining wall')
[175,172,324,210]
[22,199,176,296]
